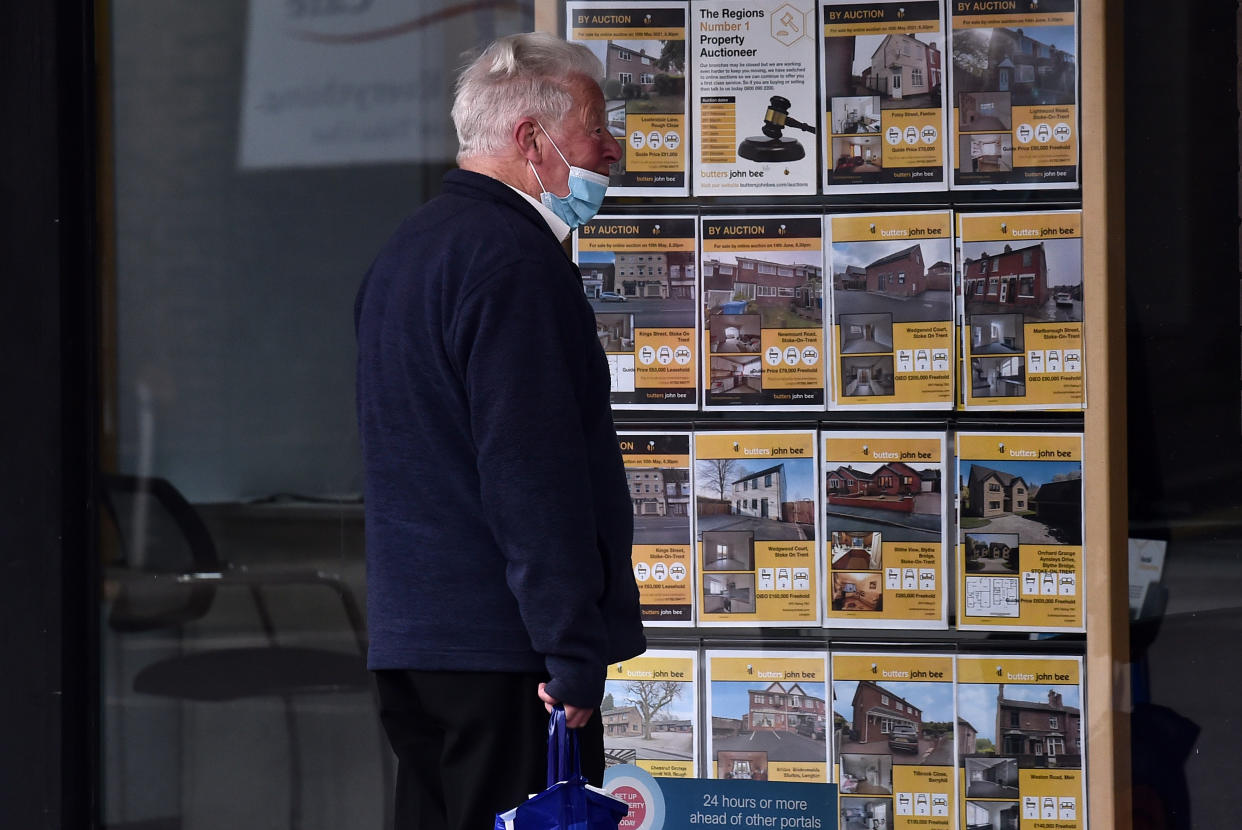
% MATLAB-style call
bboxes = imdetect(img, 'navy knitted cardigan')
[354,169,645,707]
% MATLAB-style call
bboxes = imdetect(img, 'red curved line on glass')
[286,0,530,45]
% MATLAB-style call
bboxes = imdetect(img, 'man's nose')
[603,130,622,163]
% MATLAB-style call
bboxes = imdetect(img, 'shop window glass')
[99,4,531,829]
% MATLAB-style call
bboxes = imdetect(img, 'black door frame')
[0,1,98,826]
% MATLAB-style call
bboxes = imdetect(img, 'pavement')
[714,728,827,763]
[838,734,952,766]
[832,289,954,323]
[606,732,694,762]
[633,514,691,545]
[825,504,942,538]
[697,514,812,541]
[961,512,1081,545]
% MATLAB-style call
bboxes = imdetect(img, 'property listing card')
[820,0,948,193]
[955,432,1084,632]
[694,430,820,626]
[956,655,1086,830]
[948,0,1079,189]
[832,653,956,830]
[706,650,830,782]
[822,431,949,629]
[691,0,818,196]
[576,216,699,409]
[700,215,825,411]
[618,432,695,626]
[603,649,700,777]
[827,211,954,409]
[567,2,690,196]
[958,211,1084,410]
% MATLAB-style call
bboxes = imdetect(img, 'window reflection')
[101,2,532,827]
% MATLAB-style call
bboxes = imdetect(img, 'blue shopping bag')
[494,706,629,830]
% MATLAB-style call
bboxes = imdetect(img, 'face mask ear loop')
[528,159,549,194]
[535,121,572,168]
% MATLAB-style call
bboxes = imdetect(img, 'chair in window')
[100,473,388,829]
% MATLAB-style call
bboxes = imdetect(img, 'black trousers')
[374,669,605,830]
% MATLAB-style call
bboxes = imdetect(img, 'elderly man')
[354,31,645,830]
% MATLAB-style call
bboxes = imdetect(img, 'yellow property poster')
[956,432,1084,632]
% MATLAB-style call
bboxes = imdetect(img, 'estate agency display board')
[819,0,948,193]
[958,210,1084,410]
[619,432,695,625]
[706,650,830,782]
[948,0,1079,189]
[691,0,818,196]
[832,652,956,830]
[956,431,1084,633]
[576,216,699,409]
[822,431,949,629]
[694,430,820,626]
[566,1,690,196]
[700,215,825,410]
[604,649,700,777]
[827,210,955,409]
[956,654,1086,830]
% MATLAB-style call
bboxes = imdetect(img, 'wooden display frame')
[538,0,1130,825]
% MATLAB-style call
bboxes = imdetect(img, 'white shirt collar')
[506,183,571,242]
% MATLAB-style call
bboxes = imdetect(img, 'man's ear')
[514,118,541,162]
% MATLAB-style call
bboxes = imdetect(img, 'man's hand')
[538,682,595,728]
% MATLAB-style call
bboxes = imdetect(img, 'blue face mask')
[528,123,610,229]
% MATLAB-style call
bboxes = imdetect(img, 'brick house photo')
[995,687,1082,768]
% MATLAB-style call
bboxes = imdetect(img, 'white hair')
[452,31,604,162]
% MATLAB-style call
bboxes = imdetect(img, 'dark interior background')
[1125,2,1242,829]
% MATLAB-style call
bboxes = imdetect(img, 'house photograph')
[831,135,883,174]
[578,36,685,177]
[718,750,768,780]
[959,459,1083,545]
[970,356,1025,398]
[701,251,823,327]
[702,573,756,614]
[839,313,894,354]
[841,355,895,397]
[710,314,762,353]
[626,466,691,544]
[824,27,944,109]
[964,799,1019,830]
[594,312,634,353]
[958,91,1012,131]
[601,675,694,766]
[834,678,954,766]
[580,248,700,308]
[969,313,1024,354]
[702,530,755,571]
[711,678,828,769]
[963,532,1020,574]
[960,133,1013,173]
[831,95,881,133]
[709,355,763,395]
[823,460,943,544]
[830,239,954,322]
[840,797,890,830]
[965,756,1019,798]
[839,752,892,794]
[957,682,1083,770]
[695,456,817,541]
[831,572,883,612]
[961,237,1082,322]
[831,530,882,570]
[950,25,1076,107]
